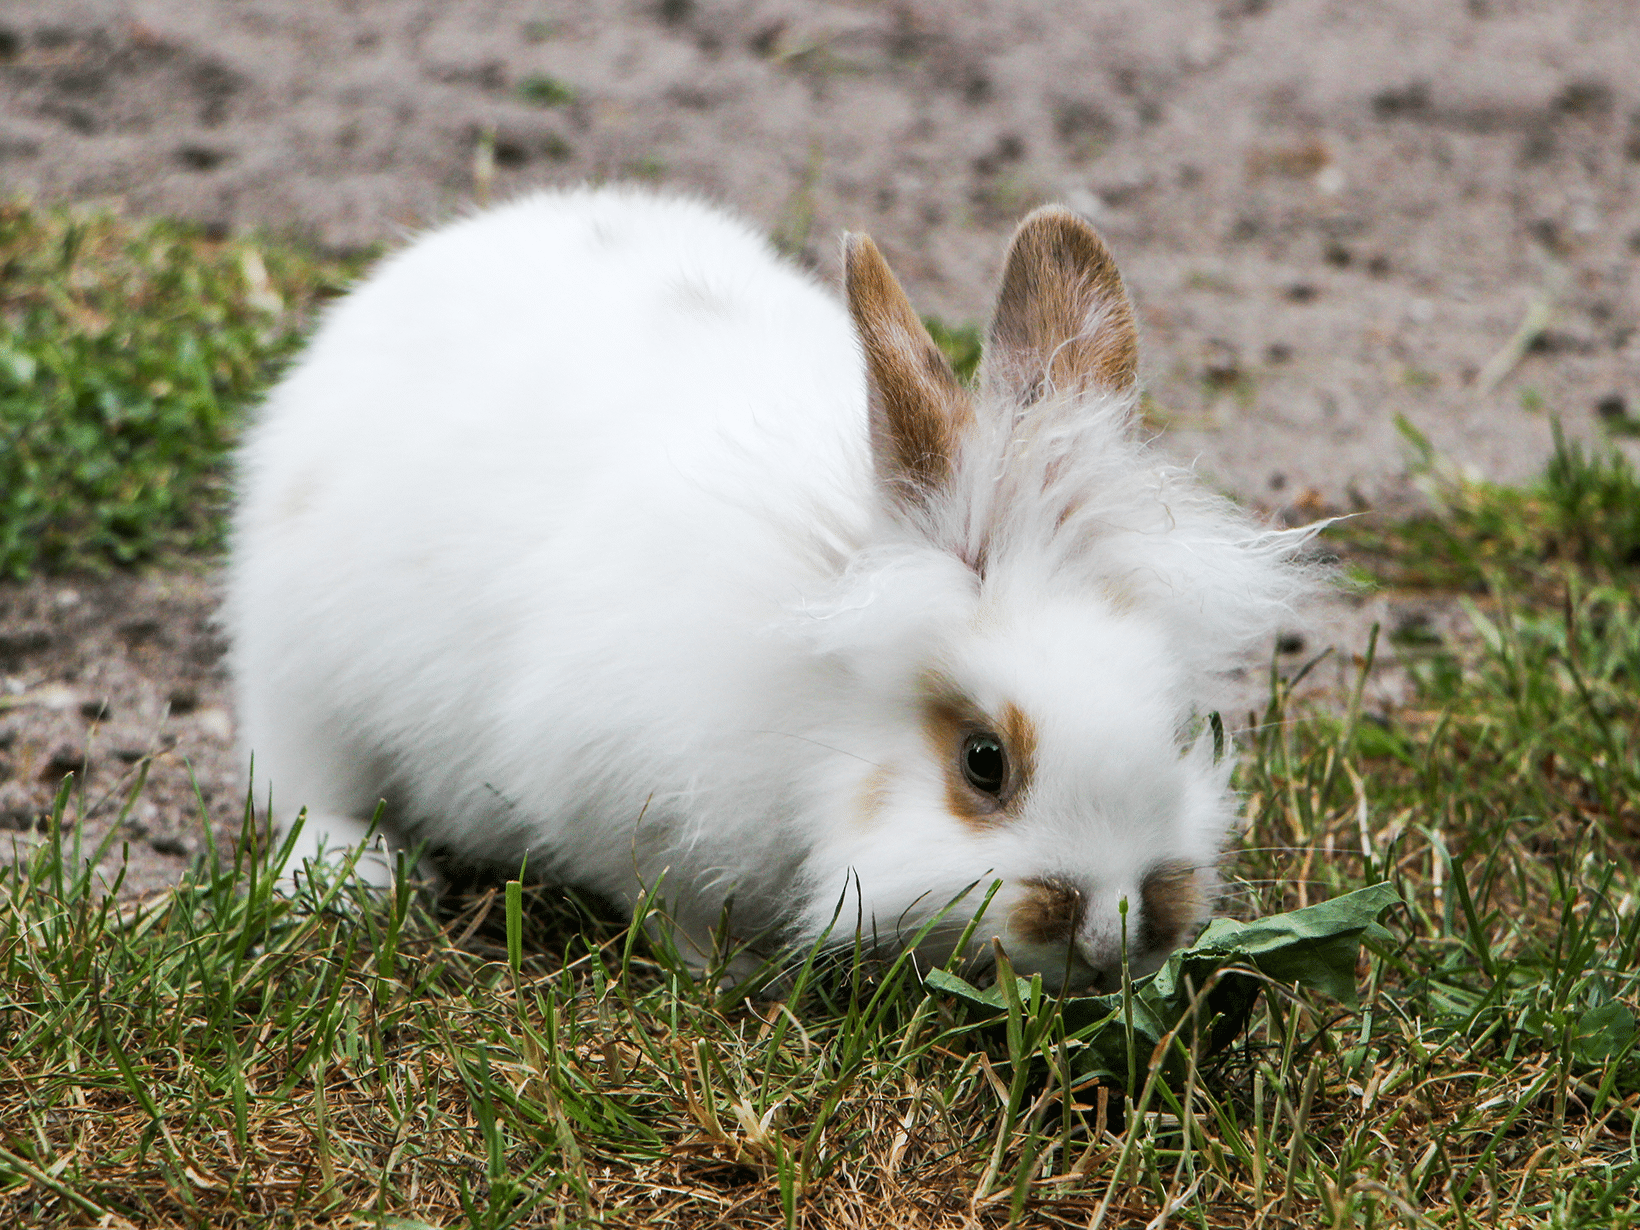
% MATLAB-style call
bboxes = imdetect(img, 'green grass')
[925,317,984,385]
[0,202,364,578]
[1330,415,1640,592]
[4,205,1640,1227]
[6,533,1640,1226]
[516,75,578,107]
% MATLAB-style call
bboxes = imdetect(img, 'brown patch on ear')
[981,206,1139,404]
[1011,876,1085,946]
[844,233,974,513]
[1138,860,1206,954]
[921,677,1037,831]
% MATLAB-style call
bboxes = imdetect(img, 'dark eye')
[961,733,1008,796]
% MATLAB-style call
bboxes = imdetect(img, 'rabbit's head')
[786,208,1311,991]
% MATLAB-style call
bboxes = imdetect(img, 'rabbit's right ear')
[980,207,1139,406]
[844,234,974,517]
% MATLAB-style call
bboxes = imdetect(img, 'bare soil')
[1,0,1636,893]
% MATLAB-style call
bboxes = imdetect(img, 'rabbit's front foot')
[272,808,402,899]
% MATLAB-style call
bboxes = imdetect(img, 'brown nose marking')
[1010,876,1085,945]
[1138,861,1205,954]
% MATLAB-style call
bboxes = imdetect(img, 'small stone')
[194,707,234,743]
[1276,632,1306,655]
[32,683,79,711]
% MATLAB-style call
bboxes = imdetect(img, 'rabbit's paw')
[272,809,401,902]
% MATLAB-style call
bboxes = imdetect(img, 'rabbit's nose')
[1008,864,1204,993]
[1133,860,1204,957]
[1016,869,1185,951]
[1012,875,1088,948]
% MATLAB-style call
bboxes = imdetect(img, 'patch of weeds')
[1183,269,1236,294]
[515,74,576,107]
[924,317,983,385]
[1598,395,1640,438]
[1328,414,1640,589]
[1202,364,1258,413]
[768,141,823,261]
[1222,571,1640,1226]
[0,202,366,577]
[625,155,668,182]
[969,174,1045,227]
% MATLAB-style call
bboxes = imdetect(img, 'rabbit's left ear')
[980,207,1138,405]
[844,233,975,516]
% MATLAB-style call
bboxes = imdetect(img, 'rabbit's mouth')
[954,931,1105,995]
[980,933,1172,996]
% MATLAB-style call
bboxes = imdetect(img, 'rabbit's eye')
[962,734,1008,795]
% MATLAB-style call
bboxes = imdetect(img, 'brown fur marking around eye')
[844,234,974,512]
[920,676,1037,831]
[982,206,1138,404]
[853,763,893,827]
[1138,860,1206,954]
[1011,875,1085,946]
[997,701,1038,800]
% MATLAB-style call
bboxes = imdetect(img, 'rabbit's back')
[239,188,863,533]
[228,188,870,883]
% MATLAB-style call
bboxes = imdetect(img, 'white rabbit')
[226,185,1311,990]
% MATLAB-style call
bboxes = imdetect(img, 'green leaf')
[927,883,1402,1090]
[1574,1001,1637,1067]
[1161,881,1401,1009]
[924,966,1030,1011]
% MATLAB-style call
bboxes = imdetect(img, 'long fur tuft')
[802,380,1317,705]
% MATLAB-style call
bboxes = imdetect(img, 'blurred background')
[4,0,1637,509]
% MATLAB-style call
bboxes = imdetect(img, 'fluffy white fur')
[226,185,1312,987]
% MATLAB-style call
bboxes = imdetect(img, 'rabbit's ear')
[980,207,1138,405]
[844,233,974,514]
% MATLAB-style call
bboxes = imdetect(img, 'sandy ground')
[1,0,1637,890]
